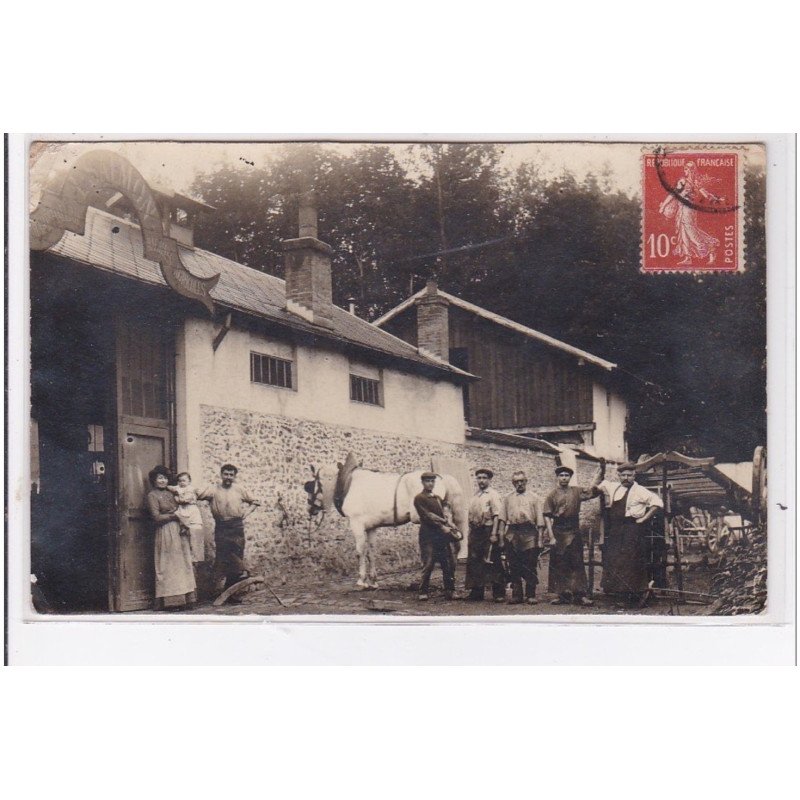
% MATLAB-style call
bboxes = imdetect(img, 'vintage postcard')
[14,137,786,626]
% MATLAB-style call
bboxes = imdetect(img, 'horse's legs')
[351,520,369,589]
[365,529,379,588]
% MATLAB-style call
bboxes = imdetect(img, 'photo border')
[6,133,795,664]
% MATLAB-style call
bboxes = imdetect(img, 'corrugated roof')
[374,286,617,371]
[44,207,472,380]
[466,427,562,455]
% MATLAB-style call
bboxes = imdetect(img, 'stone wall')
[198,405,609,584]
[460,440,604,532]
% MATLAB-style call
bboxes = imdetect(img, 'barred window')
[350,374,382,406]
[251,352,294,389]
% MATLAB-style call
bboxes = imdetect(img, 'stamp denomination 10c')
[642,148,744,273]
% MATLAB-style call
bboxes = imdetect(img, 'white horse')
[305,456,467,589]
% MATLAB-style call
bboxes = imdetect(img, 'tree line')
[191,143,766,463]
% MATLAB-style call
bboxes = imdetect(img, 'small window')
[251,352,294,389]
[350,374,382,406]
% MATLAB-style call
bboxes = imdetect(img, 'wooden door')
[113,321,174,612]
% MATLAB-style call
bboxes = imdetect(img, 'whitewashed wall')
[175,317,466,483]
[590,382,628,461]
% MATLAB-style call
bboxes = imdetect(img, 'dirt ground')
[192,553,714,618]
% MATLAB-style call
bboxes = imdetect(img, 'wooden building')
[375,281,630,461]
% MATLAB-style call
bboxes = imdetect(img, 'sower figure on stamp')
[658,161,722,267]
[589,462,663,607]
[466,468,506,602]
[413,472,462,601]
[503,471,547,605]
[197,464,260,604]
[543,465,594,607]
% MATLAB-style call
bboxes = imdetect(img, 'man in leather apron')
[591,463,663,606]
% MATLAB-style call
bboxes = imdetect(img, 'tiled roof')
[45,207,472,381]
[374,286,617,371]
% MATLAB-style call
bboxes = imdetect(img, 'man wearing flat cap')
[413,472,460,600]
[466,468,506,602]
[589,462,663,606]
[543,464,594,606]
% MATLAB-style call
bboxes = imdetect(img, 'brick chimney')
[281,191,334,328]
[416,279,450,361]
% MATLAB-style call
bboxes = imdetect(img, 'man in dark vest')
[543,465,594,607]
[413,472,461,601]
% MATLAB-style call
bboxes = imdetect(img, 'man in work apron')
[596,464,663,606]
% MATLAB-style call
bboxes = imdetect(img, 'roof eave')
[207,299,476,383]
[374,288,617,372]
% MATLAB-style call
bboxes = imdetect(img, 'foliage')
[193,144,422,317]
[709,526,767,615]
[191,147,766,462]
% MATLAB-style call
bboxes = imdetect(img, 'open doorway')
[30,275,116,612]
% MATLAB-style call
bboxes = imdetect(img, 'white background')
[1,2,797,797]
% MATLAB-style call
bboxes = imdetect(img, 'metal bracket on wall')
[212,312,232,352]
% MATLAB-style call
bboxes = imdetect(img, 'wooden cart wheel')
[752,446,767,526]
[706,521,719,553]
[671,519,683,555]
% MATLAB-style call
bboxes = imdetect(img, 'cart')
[629,449,761,603]
[669,510,752,555]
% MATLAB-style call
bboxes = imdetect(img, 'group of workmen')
[412,461,664,608]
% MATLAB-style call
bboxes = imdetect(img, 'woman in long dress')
[146,466,196,610]
[659,161,720,266]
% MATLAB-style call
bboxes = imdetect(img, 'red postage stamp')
[642,148,744,272]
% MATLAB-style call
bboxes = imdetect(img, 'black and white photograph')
[18,137,782,622]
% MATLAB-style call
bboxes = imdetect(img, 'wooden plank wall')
[449,306,593,429]
[382,303,595,429]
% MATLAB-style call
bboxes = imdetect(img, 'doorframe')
[113,420,173,612]
[110,315,178,612]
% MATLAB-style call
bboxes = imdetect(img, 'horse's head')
[303,463,338,517]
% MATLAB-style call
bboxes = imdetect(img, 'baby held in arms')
[168,472,205,561]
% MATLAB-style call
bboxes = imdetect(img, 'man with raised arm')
[590,462,663,607]
[543,465,594,607]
